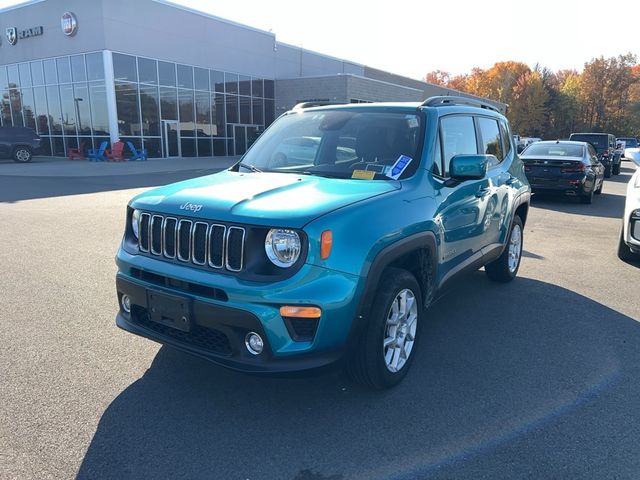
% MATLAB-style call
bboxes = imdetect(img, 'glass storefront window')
[10,89,23,126]
[138,57,157,84]
[239,96,251,124]
[56,57,72,84]
[19,64,31,88]
[213,93,225,137]
[178,89,195,135]
[7,65,19,88]
[22,88,36,130]
[115,82,141,136]
[239,75,251,96]
[33,86,49,134]
[46,85,63,134]
[160,87,177,120]
[252,98,263,125]
[264,80,275,99]
[225,73,238,94]
[197,138,212,156]
[158,61,176,87]
[1,91,10,126]
[30,61,44,86]
[252,78,263,98]
[181,137,196,157]
[89,81,109,136]
[43,59,57,85]
[70,55,86,82]
[194,67,208,91]
[86,53,104,81]
[143,137,161,158]
[59,83,77,135]
[213,138,227,156]
[265,98,275,124]
[211,70,224,92]
[73,84,92,135]
[177,64,194,89]
[195,91,211,136]
[113,53,138,82]
[0,67,8,89]
[226,94,239,124]
[51,137,65,156]
[140,84,160,136]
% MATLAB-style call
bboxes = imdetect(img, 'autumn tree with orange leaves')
[425,54,640,138]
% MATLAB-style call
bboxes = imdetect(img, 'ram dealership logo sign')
[6,27,17,45]
[61,12,78,36]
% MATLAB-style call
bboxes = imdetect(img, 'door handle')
[475,188,490,198]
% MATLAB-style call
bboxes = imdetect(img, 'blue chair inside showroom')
[88,141,108,161]
[127,141,148,161]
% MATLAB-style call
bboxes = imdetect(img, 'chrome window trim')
[150,215,164,255]
[191,221,209,265]
[139,212,151,252]
[225,226,245,272]
[162,216,177,259]
[207,224,226,269]
[177,219,193,262]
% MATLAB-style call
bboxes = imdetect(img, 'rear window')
[570,134,606,148]
[523,143,584,157]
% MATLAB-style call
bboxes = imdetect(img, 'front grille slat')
[139,213,247,274]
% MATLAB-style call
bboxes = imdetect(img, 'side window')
[477,116,504,163]
[432,131,443,177]
[499,120,512,157]
[440,115,477,176]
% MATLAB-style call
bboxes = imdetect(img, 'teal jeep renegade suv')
[115,96,531,389]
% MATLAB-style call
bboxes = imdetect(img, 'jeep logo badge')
[6,27,17,45]
[179,202,203,213]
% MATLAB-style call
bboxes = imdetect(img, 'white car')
[618,148,640,261]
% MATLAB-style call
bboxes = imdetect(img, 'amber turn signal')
[280,306,322,318]
[321,230,332,259]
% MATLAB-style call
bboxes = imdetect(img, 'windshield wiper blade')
[238,163,263,173]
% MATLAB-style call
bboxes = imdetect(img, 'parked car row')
[619,148,640,262]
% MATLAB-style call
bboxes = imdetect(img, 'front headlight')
[131,209,141,239]
[265,229,301,267]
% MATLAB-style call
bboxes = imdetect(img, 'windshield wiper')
[238,163,263,173]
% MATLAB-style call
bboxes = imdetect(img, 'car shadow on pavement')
[531,191,626,220]
[605,165,636,183]
[77,273,640,480]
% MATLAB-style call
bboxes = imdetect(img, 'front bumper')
[115,249,363,373]
[623,212,640,252]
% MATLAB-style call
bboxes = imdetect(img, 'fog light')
[121,294,131,313]
[245,332,264,355]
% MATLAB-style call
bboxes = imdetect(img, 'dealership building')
[0,0,503,158]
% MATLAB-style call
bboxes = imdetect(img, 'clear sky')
[1,0,638,79]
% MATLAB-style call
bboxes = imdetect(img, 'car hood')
[130,170,401,227]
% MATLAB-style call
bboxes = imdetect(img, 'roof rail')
[292,101,345,110]
[421,95,501,113]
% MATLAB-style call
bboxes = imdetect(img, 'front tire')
[618,227,640,262]
[485,215,523,282]
[13,146,33,163]
[348,268,422,389]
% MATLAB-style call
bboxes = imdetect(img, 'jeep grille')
[138,212,245,272]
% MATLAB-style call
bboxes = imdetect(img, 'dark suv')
[0,127,41,163]
[569,132,619,176]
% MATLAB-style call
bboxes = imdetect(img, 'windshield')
[619,138,638,147]
[570,134,606,148]
[238,109,423,180]
[523,143,584,157]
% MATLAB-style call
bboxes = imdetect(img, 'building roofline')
[275,41,364,68]
[0,0,46,14]
[151,0,275,38]
[276,73,424,93]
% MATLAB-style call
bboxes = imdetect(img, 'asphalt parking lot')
[1,162,639,480]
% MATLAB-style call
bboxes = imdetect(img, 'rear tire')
[604,166,612,178]
[595,180,603,195]
[347,268,422,389]
[485,215,523,283]
[613,163,620,175]
[13,146,33,163]
[618,227,640,262]
[580,187,594,204]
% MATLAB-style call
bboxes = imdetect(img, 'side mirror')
[450,154,491,181]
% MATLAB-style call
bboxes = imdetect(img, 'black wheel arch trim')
[343,231,437,355]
